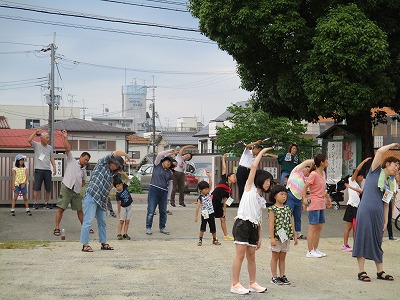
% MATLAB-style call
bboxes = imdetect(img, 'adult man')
[170,145,196,207]
[28,129,56,209]
[54,130,91,236]
[80,150,130,252]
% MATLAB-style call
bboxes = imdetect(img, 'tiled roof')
[193,124,209,137]
[40,118,134,133]
[0,129,65,149]
[127,134,150,145]
[161,131,198,146]
[0,116,10,129]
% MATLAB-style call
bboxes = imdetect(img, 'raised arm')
[371,143,400,171]
[292,159,314,172]
[245,140,263,150]
[351,157,372,182]
[119,170,129,184]
[154,149,174,165]
[62,130,71,156]
[245,147,273,191]
[178,145,196,156]
[27,128,40,145]
[221,153,228,176]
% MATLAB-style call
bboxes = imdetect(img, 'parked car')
[136,163,198,192]
[193,168,211,183]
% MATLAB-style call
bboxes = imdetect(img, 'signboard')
[327,141,342,184]
[264,167,278,180]
[54,159,63,177]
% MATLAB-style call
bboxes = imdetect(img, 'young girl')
[231,147,273,295]
[11,154,32,216]
[268,185,298,285]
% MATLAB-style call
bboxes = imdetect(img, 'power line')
[0,41,47,47]
[0,2,198,32]
[0,76,47,84]
[0,15,211,44]
[99,0,189,12]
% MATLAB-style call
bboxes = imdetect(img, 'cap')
[110,156,124,170]
[15,154,27,161]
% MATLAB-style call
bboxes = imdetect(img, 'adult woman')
[302,154,332,258]
[267,144,301,184]
[352,143,400,282]
[211,153,237,241]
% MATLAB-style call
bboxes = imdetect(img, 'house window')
[89,140,107,150]
[26,119,40,129]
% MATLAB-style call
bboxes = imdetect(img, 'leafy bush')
[128,176,144,194]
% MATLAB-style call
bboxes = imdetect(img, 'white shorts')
[270,240,290,252]
[119,204,133,221]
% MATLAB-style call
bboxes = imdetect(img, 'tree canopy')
[189,1,400,157]
[215,101,313,157]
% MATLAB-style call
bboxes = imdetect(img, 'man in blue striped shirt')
[80,150,130,252]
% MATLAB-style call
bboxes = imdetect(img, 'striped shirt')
[85,153,116,211]
[286,168,307,200]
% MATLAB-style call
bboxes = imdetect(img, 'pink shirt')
[307,171,327,211]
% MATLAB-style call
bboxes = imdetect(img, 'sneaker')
[271,277,283,285]
[279,275,291,285]
[160,228,170,235]
[213,239,221,245]
[197,240,202,246]
[10,211,15,216]
[389,237,398,241]
[123,234,131,240]
[249,282,267,293]
[33,203,38,209]
[224,235,234,241]
[315,248,327,257]
[146,228,152,235]
[171,203,176,207]
[230,283,250,295]
[110,211,117,218]
[117,234,123,240]
[342,244,353,252]
[166,210,172,215]
[306,250,322,258]
[179,203,186,207]
[26,210,32,216]
[45,203,52,209]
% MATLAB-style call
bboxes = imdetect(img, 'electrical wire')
[98,0,189,12]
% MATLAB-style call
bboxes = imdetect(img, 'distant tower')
[122,82,147,132]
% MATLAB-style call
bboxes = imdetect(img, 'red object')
[0,129,65,149]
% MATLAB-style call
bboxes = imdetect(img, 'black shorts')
[343,205,358,222]
[200,213,216,233]
[33,169,52,192]
[232,218,259,246]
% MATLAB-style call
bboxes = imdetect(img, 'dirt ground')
[0,194,398,299]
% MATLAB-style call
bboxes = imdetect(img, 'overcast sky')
[0,0,251,127]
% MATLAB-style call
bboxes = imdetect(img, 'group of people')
[10,132,399,293]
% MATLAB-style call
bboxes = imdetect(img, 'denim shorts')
[308,209,325,224]
[15,184,28,195]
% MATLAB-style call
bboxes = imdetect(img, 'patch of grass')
[0,241,50,249]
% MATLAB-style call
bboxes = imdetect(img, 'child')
[342,157,371,251]
[194,174,220,246]
[230,147,273,295]
[114,171,133,240]
[11,154,32,216]
[268,185,298,285]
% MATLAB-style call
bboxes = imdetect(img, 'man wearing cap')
[28,129,57,209]
[236,140,264,201]
[54,130,91,237]
[80,150,130,252]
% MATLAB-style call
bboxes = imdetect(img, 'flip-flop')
[53,229,60,236]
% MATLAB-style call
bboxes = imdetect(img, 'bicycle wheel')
[395,214,400,231]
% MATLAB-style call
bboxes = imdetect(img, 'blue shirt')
[116,183,133,207]
[149,150,173,191]
[85,153,116,210]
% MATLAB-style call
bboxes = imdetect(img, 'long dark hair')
[15,159,25,168]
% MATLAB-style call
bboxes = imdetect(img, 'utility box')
[317,125,362,184]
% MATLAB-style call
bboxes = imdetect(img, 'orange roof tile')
[126,134,150,145]
[0,129,65,149]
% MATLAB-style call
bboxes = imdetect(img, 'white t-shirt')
[174,154,186,172]
[238,149,254,168]
[347,178,361,208]
[235,185,266,225]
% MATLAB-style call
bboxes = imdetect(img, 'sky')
[0,0,251,128]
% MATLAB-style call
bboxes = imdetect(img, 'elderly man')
[28,129,56,209]
[54,130,91,236]
[80,150,130,252]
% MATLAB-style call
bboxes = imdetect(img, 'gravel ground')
[0,193,398,299]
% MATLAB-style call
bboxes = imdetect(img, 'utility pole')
[68,93,77,117]
[151,76,156,162]
[49,33,56,151]
[81,99,88,120]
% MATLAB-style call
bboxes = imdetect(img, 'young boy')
[195,176,221,246]
[114,171,133,240]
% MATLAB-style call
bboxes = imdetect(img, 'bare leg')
[313,224,323,249]
[270,251,279,277]
[23,195,29,209]
[11,193,18,210]
[220,217,228,236]
[55,208,65,230]
[33,190,39,204]
[118,220,124,235]
[278,252,287,277]
[246,246,257,283]
[343,222,353,245]
[232,244,247,285]
[124,220,130,234]
[77,210,84,224]
[45,191,51,204]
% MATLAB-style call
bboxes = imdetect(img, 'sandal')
[54,229,60,236]
[82,245,94,252]
[358,272,371,282]
[377,271,394,281]
[297,234,307,240]
[101,243,114,250]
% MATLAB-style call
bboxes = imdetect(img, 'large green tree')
[215,101,313,157]
[189,1,400,157]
